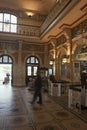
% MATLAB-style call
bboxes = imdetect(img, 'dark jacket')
[34,75,42,90]
[81,72,87,88]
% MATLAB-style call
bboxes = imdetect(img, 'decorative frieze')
[0,42,19,51]
[22,44,45,52]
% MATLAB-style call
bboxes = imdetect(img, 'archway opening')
[0,55,13,86]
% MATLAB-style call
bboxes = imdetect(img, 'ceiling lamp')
[26,12,34,17]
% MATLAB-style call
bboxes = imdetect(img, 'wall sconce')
[49,60,54,65]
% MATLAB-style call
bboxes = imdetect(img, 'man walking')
[30,70,42,105]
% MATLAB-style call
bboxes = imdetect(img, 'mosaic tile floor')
[0,84,87,130]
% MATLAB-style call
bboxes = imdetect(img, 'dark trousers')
[32,89,42,104]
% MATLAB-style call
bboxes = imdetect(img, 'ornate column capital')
[49,37,57,47]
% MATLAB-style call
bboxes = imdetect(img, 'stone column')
[63,28,73,82]
[44,44,49,68]
[50,38,57,76]
[13,40,25,87]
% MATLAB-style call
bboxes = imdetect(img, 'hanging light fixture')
[62,55,69,63]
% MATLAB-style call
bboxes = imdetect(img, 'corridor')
[0,84,87,130]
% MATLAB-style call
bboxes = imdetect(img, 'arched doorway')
[0,55,13,85]
[26,56,40,85]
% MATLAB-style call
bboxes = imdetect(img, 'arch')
[57,46,67,60]
[26,55,40,65]
[73,38,87,60]
[26,55,40,85]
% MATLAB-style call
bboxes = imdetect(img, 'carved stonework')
[41,0,74,33]
[71,19,87,39]
[0,7,20,17]
[22,44,45,52]
[0,42,19,51]
[56,35,66,46]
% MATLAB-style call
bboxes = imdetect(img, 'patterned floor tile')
[36,121,66,130]
[61,118,87,130]
[44,103,63,111]
[27,104,47,114]
[51,109,76,120]
[5,115,32,128]
[5,126,34,130]
[0,85,87,130]
[30,112,54,124]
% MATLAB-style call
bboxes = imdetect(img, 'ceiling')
[41,0,87,42]
[0,0,58,15]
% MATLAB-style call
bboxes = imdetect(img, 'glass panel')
[33,66,38,76]
[9,57,12,63]
[3,56,8,63]
[45,70,48,77]
[0,13,17,33]
[36,58,39,63]
[4,23,10,32]
[4,13,10,23]
[11,15,17,23]
[4,13,10,32]
[0,23,2,31]
[27,66,31,76]
[27,58,29,63]
[0,57,2,63]
[11,24,17,33]
[31,57,35,63]
[48,68,53,75]
[0,13,3,22]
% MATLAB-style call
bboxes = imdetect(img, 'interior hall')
[0,0,87,130]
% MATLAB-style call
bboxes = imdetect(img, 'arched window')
[0,55,12,63]
[26,56,40,77]
[0,13,17,33]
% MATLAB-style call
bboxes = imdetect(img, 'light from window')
[3,56,8,63]
[9,57,12,63]
[0,13,17,33]
[27,66,31,76]
[36,59,38,63]
[31,57,35,63]
[0,57,2,62]
[34,66,38,76]
[0,13,3,31]
[11,15,17,23]
[0,13,3,22]
[0,55,12,63]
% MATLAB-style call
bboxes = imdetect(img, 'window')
[27,56,39,64]
[0,13,17,33]
[0,55,12,63]
[26,56,40,77]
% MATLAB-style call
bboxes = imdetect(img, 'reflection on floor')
[0,84,87,130]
